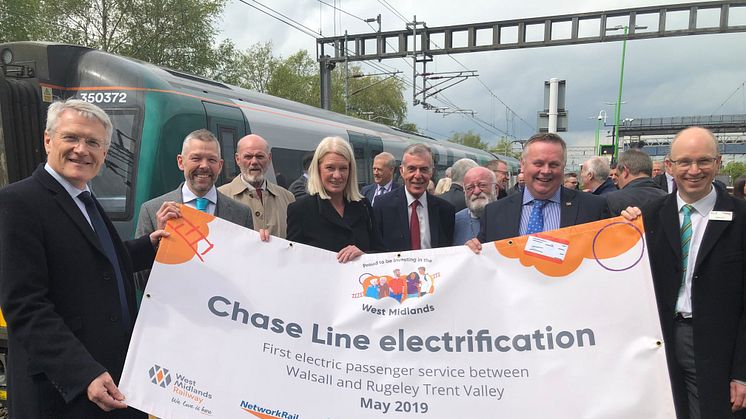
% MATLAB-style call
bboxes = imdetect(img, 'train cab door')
[202,102,247,185]
[347,131,383,188]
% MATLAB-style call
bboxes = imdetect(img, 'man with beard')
[467,132,609,247]
[453,167,497,245]
[135,129,252,285]
[218,134,294,238]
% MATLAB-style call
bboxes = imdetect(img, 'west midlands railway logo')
[148,364,172,388]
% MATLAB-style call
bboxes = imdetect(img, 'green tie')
[680,204,694,283]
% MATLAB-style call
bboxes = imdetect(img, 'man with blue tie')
[135,129,252,285]
[467,132,609,250]
[0,99,169,417]
[361,152,399,206]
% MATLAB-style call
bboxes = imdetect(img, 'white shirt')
[666,173,675,193]
[675,186,717,317]
[44,163,93,228]
[405,189,431,249]
[371,180,393,205]
[182,184,218,215]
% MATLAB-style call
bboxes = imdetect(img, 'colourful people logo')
[355,266,439,303]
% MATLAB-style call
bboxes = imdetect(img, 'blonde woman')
[286,136,385,262]
[433,177,452,195]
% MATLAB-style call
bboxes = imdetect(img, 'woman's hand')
[337,245,364,263]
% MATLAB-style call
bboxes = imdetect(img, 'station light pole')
[606,24,646,161]
[594,109,607,155]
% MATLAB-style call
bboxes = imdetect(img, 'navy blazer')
[372,186,455,252]
[287,194,385,253]
[478,186,610,242]
[642,186,746,418]
[361,181,400,205]
[0,166,152,418]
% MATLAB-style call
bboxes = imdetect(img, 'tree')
[266,50,319,106]
[491,138,521,159]
[2,0,227,76]
[399,122,420,134]
[211,41,278,93]
[722,161,746,183]
[332,66,407,126]
[448,130,489,151]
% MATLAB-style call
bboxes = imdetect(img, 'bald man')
[641,127,746,418]
[219,134,295,238]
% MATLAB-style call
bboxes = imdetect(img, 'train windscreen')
[90,110,139,219]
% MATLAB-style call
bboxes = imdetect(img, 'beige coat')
[218,176,295,238]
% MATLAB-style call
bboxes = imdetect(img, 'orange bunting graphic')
[493,216,645,277]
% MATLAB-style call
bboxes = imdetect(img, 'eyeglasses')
[670,157,718,169]
[465,182,495,193]
[59,134,105,150]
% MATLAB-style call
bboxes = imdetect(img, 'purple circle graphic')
[591,221,645,272]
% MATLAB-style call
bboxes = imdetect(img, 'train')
[0,41,519,239]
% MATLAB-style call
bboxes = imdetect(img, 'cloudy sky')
[218,1,746,146]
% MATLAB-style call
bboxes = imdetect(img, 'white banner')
[120,207,675,418]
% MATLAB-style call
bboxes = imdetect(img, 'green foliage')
[398,122,419,134]
[1,0,226,76]
[448,130,489,151]
[723,161,746,183]
[490,137,521,159]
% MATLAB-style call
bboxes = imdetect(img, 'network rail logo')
[239,400,299,419]
[148,364,172,388]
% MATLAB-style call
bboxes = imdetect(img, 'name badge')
[524,235,569,263]
[709,211,733,221]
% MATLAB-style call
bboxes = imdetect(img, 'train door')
[202,102,247,185]
[347,131,383,188]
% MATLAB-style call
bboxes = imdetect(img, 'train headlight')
[0,49,12,65]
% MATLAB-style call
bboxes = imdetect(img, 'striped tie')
[680,204,694,282]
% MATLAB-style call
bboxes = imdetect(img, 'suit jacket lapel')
[426,193,440,246]
[694,188,733,270]
[502,193,523,238]
[559,187,579,228]
[34,167,104,254]
[316,196,351,230]
[395,188,411,244]
[660,194,683,262]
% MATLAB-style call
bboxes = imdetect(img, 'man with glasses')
[219,134,294,238]
[453,167,497,245]
[485,159,510,199]
[632,127,746,418]
[467,133,609,248]
[0,99,169,417]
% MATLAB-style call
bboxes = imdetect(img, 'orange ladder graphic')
[170,218,214,262]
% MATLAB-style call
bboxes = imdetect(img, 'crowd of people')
[0,98,744,418]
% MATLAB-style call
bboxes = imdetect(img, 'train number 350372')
[79,92,128,104]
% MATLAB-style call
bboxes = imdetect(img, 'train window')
[218,126,237,179]
[272,147,309,185]
[90,111,138,219]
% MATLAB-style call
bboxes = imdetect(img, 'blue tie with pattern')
[526,199,547,234]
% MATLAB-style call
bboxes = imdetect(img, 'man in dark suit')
[639,127,746,418]
[438,158,478,212]
[373,143,455,251]
[288,152,314,199]
[360,151,399,206]
[469,132,608,246]
[606,149,666,215]
[653,154,676,193]
[580,156,617,195]
[0,100,169,418]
